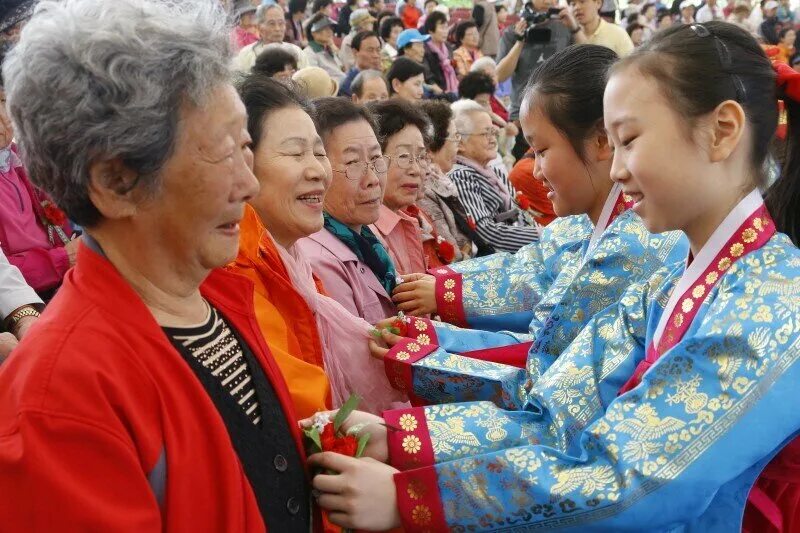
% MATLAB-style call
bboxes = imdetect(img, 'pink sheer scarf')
[276,241,409,414]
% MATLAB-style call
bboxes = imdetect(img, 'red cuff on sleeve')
[406,317,438,347]
[383,338,438,406]
[429,266,467,327]
[384,406,435,470]
[394,466,448,532]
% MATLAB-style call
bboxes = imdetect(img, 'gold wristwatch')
[5,305,41,333]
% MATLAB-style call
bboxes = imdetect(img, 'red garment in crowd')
[507,150,557,226]
[400,3,422,29]
[0,243,309,531]
[490,94,509,123]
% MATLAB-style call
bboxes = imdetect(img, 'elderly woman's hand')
[309,454,401,530]
[392,273,437,315]
[0,332,19,364]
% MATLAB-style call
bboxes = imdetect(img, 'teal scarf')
[323,213,398,295]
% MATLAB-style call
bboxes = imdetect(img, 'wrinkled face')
[630,27,644,45]
[458,111,497,165]
[521,103,602,218]
[461,26,480,49]
[356,18,375,32]
[323,119,386,227]
[383,125,426,211]
[260,6,287,43]
[388,24,403,47]
[605,67,712,234]
[432,119,460,173]
[140,84,258,271]
[497,7,508,23]
[404,42,426,62]
[433,20,449,42]
[569,0,601,26]
[251,106,331,246]
[312,25,334,45]
[393,73,425,101]
[0,89,13,149]
[354,76,389,103]
[355,36,382,70]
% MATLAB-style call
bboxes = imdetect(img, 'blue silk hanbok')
[380,189,800,531]
[390,184,688,408]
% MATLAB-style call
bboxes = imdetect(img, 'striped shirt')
[448,161,540,253]
[165,303,262,425]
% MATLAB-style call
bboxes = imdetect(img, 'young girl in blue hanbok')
[370,46,688,409]
[310,22,800,532]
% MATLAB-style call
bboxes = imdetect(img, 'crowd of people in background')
[1,0,800,530]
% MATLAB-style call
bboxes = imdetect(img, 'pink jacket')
[296,228,397,326]
[369,205,427,276]
[0,149,73,294]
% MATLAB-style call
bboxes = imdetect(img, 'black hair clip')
[689,23,747,102]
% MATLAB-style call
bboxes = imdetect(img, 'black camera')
[519,6,562,43]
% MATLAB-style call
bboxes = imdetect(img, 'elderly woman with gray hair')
[447,99,538,253]
[0,0,312,530]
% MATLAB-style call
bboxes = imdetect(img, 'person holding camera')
[561,0,634,56]
[495,0,572,158]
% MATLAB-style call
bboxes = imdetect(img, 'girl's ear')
[594,127,614,162]
[708,99,746,163]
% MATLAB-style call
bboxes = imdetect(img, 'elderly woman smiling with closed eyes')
[0,0,313,529]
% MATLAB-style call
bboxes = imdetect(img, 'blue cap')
[396,29,431,50]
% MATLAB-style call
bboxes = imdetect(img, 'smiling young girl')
[310,22,800,531]
[375,45,686,408]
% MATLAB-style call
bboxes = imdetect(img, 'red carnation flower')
[330,435,359,457]
[320,422,336,450]
[437,239,456,264]
[42,202,67,226]
[390,317,408,337]
[467,215,477,231]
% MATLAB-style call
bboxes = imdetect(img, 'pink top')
[233,26,258,51]
[369,205,427,276]
[296,228,397,325]
[0,149,73,294]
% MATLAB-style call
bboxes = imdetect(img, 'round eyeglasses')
[332,155,390,180]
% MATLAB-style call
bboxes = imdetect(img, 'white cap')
[764,0,779,10]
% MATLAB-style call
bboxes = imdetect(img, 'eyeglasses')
[445,133,463,143]
[388,151,429,169]
[459,128,499,140]
[689,23,746,102]
[332,155,390,180]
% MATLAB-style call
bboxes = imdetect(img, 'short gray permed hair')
[451,99,488,135]
[3,0,233,227]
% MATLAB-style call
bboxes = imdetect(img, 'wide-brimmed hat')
[233,0,257,20]
[350,8,376,27]
[292,67,339,98]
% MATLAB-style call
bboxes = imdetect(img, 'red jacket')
[0,243,308,531]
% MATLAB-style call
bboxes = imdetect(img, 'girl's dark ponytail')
[766,64,800,246]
